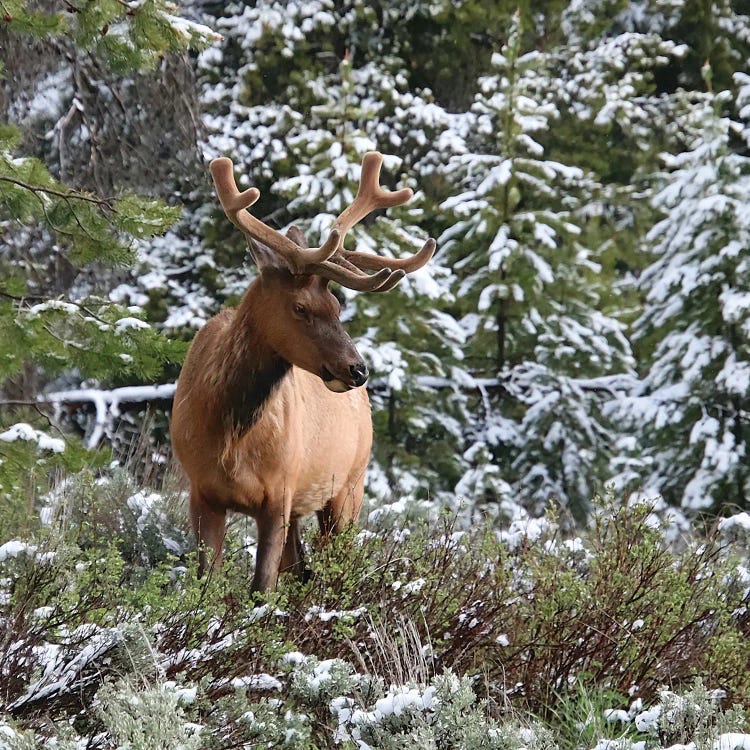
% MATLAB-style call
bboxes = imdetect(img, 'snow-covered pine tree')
[439,13,635,517]
[616,0,750,92]
[622,74,750,512]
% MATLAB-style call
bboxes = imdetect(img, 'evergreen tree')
[0,1,217,501]
[439,14,635,516]
[622,77,750,512]
[626,0,750,92]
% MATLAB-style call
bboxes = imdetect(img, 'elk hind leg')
[190,491,226,578]
[280,517,307,580]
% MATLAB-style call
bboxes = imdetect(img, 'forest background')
[2,0,750,521]
[2,2,750,748]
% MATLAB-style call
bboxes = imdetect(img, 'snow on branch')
[8,626,125,713]
[21,373,636,452]
[44,384,177,448]
[0,423,65,453]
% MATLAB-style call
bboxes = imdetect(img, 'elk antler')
[331,152,436,287]
[210,158,340,270]
[209,153,435,292]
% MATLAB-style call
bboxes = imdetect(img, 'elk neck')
[212,278,291,437]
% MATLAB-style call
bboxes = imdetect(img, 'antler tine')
[332,152,413,251]
[370,269,406,292]
[209,157,261,218]
[210,157,338,271]
[328,152,437,279]
[342,238,436,274]
[311,262,394,292]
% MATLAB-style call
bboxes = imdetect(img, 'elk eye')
[293,304,307,318]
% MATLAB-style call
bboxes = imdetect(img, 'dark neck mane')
[212,290,291,436]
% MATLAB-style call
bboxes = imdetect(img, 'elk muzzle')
[349,362,369,387]
[321,359,369,392]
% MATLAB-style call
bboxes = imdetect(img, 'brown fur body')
[172,152,435,591]
[171,271,372,590]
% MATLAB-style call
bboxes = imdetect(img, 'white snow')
[305,605,367,623]
[635,705,661,733]
[8,626,125,711]
[715,734,750,750]
[282,651,307,665]
[114,316,151,333]
[0,540,37,561]
[0,423,65,453]
[718,512,750,534]
[230,674,283,691]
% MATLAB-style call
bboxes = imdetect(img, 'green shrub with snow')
[0,422,100,542]
[198,689,312,749]
[96,679,202,750]
[48,467,192,567]
[585,680,748,750]
[1,484,749,747]
[331,670,555,750]
[651,682,745,750]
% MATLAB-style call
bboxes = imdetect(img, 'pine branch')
[0,175,115,210]
[0,291,112,325]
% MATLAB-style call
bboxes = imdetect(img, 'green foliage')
[0,420,98,540]
[617,80,750,511]
[548,682,631,750]
[336,670,553,750]
[0,297,186,382]
[0,0,63,34]
[1,0,218,71]
[0,142,180,264]
[0,473,749,746]
[95,679,201,750]
[199,691,313,749]
[0,0,210,514]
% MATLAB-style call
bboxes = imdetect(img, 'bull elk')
[170,152,435,591]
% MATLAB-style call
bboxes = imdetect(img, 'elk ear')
[285,226,309,249]
[247,238,284,271]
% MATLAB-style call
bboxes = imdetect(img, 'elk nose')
[349,362,369,387]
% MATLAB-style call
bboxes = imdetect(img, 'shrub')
[95,679,202,750]
[1,476,749,746]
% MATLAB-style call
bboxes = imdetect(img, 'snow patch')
[0,423,65,453]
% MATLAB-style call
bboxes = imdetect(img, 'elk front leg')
[252,495,292,592]
[190,491,226,578]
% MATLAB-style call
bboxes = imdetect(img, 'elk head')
[209,152,436,392]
